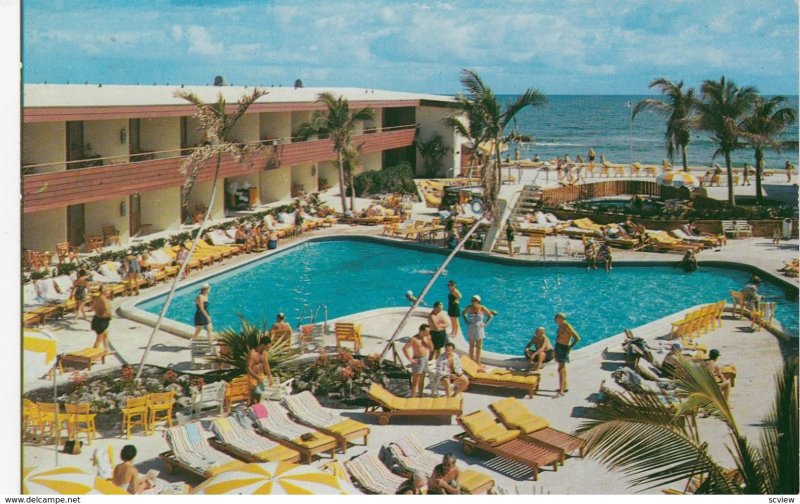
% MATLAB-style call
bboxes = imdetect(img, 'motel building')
[22,83,465,253]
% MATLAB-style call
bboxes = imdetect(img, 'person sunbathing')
[112,445,151,494]
[704,349,731,403]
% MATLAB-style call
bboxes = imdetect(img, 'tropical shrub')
[352,162,417,197]
[213,317,302,377]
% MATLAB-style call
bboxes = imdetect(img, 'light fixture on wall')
[120,128,127,144]
[120,201,127,217]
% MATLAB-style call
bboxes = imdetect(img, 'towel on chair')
[184,422,203,446]
[250,403,268,419]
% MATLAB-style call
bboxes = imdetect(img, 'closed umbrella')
[24,329,57,382]
[192,462,353,495]
[23,467,128,495]
[656,171,700,188]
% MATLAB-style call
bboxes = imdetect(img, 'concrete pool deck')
[22,219,798,494]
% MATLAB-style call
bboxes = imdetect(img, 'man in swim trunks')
[403,324,434,398]
[91,288,113,352]
[554,313,581,397]
[247,336,273,404]
[524,326,553,371]
[428,301,450,359]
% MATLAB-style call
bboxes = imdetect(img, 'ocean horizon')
[481,94,800,169]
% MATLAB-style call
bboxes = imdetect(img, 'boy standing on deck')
[554,313,581,397]
[403,324,434,397]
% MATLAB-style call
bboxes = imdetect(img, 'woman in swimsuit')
[71,269,90,320]
[554,312,581,397]
[193,283,213,339]
[462,294,493,365]
[446,280,462,337]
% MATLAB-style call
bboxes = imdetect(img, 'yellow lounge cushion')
[205,460,244,477]
[491,397,550,433]
[476,424,520,447]
[256,445,300,462]
[458,469,494,493]
[67,348,106,359]
[461,411,496,435]
[327,419,368,436]
[516,416,550,434]
[368,383,401,409]
[291,433,336,449]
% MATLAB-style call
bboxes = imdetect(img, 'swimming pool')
[137,238,799,356]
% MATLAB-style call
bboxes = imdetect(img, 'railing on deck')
[540,180,686,205]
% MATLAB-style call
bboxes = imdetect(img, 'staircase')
[492,185,543,254]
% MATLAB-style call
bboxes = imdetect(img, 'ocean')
[499,95,799,169]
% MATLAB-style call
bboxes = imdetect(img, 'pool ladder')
[296,303,329,333]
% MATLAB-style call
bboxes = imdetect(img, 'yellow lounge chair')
[460,356,539,398]
[249,401,338,464]
[455,410,562,481]
[283,391,370,452]
[365,382,462,425]
[334,322,363,353]
[208,416,301,464]
[489,397,585,461]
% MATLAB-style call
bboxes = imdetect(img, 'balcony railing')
[23,124,417,213]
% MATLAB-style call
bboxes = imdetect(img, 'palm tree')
[632,78,696,171]
[697,77,759,205]
[740,95,797,204]
[296,92,374,212]
[445,69,546,218]
[578,357,798,494]
[342,141,364,210]
[136,88,269,380]
[415,133,450,178]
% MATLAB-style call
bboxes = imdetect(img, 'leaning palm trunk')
[755,149,765,204]
[681,145,689,172]
[724,151,736,205]
[337,150,348,213]
[136,153,222,380]
[348,167,356,211]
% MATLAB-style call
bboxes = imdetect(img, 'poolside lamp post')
[625,101,633,163]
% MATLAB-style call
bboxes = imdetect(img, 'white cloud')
[171,25,183,41]
[186,25,223,56]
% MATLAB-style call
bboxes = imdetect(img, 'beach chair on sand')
[345,451,406,494]
[460,356,540,398]
[365,382,462,425]
[386,436,495,494]
[488,398,585,462]
[208,415,301,463]
[283,391,370,452]
[160,422,245,479]
[248,401,338,464]
[455,410,562,481]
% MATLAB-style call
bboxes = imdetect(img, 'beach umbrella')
[23,329,58,382]
[23,467,128,495]
[192,462,352,495]
[657,171,700,188]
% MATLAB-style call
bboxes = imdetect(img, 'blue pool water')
[138,239,799,355]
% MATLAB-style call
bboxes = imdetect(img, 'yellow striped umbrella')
[656,171,700,188]
[192,462,351,495]
[23,467,128,495]
[24,329,58,382]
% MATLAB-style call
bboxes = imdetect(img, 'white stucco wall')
[84,119,129,164]
[415,106,461,177]
[186,179,224,221]
[227,113,260,143]
[23,123,66,173]
[259,112,292,143]
[23,207,67,252]
[140,117,181,159]
[84,197,130,244]
[184,116,205,148]
[260,167,291,203]
[139,186,181,233]
[360,152,381,173]
[291,111,312,139]
[318,161,339,190]
[291,163,318,193]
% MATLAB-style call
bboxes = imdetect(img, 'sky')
[21,0,800,95]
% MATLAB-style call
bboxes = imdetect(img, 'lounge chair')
[645,231,702,253]
[455,410,562,481]
[386,436,495,494]
[488,397,585,461]
[721,220,739,239]
[208,415,301,463]
[563,217,604,238]
[334,322,363,353]
[93,445,189,494]
[248,401,338,464]
[160,422,245,479]
[283,391,370,451]
[60,347,112,371]
[345,451,406,494]
[459,355,539,398]
[670,228,720,248]
[365,382,462,425]
[734,220,753,238]
[23,283,63,325]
